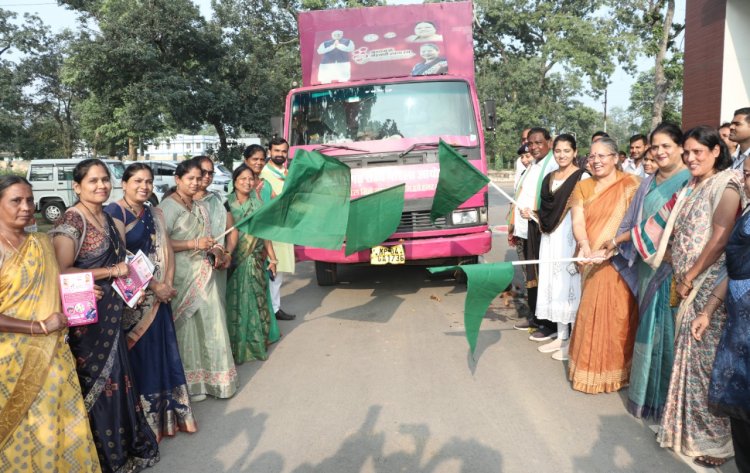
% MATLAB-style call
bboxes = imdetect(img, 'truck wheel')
[148,194,159,206]
[315,261,338,286]
[455,256,478,284]
[41,200,65,223]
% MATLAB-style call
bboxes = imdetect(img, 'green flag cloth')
[430,139,490,221]
[235,149,351,250]
[345,184,405,256]
[427,262,514,354]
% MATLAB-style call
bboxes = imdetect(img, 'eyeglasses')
[588,153,615,161]
[201,169,215,176]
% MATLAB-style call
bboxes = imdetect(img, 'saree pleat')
[51,209,159,473]
[104,203,197,440]
[0,234,101,473]
[567,172,640,394]
[159,198,237,399]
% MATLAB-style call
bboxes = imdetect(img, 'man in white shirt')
[622,134,648,177]
[513,127,558,338]
[719,122,739,155]
[729,107,750,170]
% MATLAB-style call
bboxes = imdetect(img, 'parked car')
[27,158,127,223]
[139,160,230,203]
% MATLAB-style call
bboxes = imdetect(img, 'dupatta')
[538,168,586,234]
[0,235,60,448]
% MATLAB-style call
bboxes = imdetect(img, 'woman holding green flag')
[225,161,280,363]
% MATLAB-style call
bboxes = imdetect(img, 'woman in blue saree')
[706,157,750,472]
[51,159,159,473]
[105,163,197,441]
[604,123,690,419]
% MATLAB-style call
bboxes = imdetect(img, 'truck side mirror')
[271,116,284,139]
[483,100,496,131]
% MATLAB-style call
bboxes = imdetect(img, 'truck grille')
[395,210,447,233]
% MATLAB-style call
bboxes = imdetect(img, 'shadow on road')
[290,405,504,473]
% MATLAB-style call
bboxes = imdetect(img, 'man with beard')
[513,127,558,341]
[259,138,297,320]
[622,134,648,177]
[729,107,750,170]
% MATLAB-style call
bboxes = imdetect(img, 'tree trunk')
[212,120,231,168]
[128,137,137,160]
[651,0,675,130]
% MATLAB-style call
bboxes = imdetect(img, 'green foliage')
[474,0,626,166]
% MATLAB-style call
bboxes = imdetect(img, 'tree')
[62,0,219,159]
[473,0,628,165]
[0,8,48,154]
[613,0,684,128]
[628,58,683,130]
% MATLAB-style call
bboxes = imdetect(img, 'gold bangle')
[30,320,34,336]
[38,320,48,335]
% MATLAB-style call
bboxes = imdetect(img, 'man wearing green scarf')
[513,127,558,340]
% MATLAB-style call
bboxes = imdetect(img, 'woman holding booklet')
[0,175,101,472]
[51,159,159,472]
[105,163,197,441]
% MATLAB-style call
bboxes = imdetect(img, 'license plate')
[370,244,406,265]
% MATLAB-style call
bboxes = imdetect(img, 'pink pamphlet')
[59,272,98,326]
[112,250,154,308]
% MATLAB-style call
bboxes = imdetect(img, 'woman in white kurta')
[535,134,588,360]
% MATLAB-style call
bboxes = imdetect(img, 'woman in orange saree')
[568,138,641,394]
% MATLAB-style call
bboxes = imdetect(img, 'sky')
[2,0,685,113]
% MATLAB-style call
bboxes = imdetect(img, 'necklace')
[77,202,121,258]
[174,190,193,211]
[0,231,23,253]
[123,196,144,218]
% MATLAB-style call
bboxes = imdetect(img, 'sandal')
[693,456,727,468]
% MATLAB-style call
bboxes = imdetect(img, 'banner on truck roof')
[298,1,474,87]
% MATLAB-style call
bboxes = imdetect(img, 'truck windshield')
[290,81,477,146]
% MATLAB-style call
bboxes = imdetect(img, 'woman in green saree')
[604,123,690,419]
[225,163,280,363]
[159,159,238,401]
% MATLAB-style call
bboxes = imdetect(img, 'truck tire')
[315,261,338,286]
[41,200,66,223]
[455,255,479,284]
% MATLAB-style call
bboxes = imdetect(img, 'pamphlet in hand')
[59,272,98,326]
[112,250,155,308]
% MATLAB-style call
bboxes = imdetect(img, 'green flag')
[345,184,405,256]
[427,262,514,354]
[430,139,490,221]
[235,149,351,250]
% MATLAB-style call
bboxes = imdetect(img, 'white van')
[26,159,126,223]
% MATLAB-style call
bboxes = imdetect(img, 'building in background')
[682,0,750,128]
[143,134,262,160]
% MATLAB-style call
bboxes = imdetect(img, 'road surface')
[150,183,737,473]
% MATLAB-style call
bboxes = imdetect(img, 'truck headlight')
[451,209,479,225]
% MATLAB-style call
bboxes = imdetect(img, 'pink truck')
[286,1,494,285]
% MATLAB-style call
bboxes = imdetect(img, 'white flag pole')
[489,181,539,224]
[511,256,606,266]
